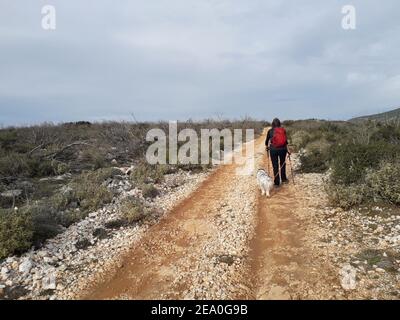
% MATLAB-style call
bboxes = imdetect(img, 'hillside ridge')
[350,107,400,122]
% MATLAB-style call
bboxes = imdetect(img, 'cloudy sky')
[1,0,399,125]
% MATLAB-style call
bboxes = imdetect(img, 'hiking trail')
[80,129,338,300]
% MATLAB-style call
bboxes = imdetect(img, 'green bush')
[79,167,122,184]
[130,162,167,184]
[299,148,330,173]
[282,120,400,208]
[56,210,87,228]
[79,148,106,170]
[104,219,127,229]
[141,184,160,199]
[61,168,116,213]
[78,185,112,212]
[0,153,56,178]
[290,130,311,151]
[119,197,149,224]
[366,161,400,205]
[330,143,399,185]
[48,168,117,219]
[370,124,400,144]
[298,138,332,173]
[26,158,54,177]
[20,205,63,247]
[326,183,370,209]
[0,131,18,151]
[0,167,120,257]
[0,210,33,259]
[53,161,70,175]
[0,153,30,177]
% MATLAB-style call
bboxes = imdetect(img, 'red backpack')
[271,127,287,148]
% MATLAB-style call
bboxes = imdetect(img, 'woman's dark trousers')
[270,148,288,186]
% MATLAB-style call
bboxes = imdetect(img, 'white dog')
[256,169,274,197]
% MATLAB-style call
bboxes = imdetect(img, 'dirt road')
[81,130,338,300]
[250,151,338,299]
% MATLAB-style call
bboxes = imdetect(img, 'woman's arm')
[265,129,272,147]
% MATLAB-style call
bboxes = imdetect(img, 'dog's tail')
[256,168,267,176]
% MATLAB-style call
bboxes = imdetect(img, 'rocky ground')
[1,150,399,300]
[0,168,210,300]
[170,169,257,300]
[297,173,400,299]
[83,144,262,300]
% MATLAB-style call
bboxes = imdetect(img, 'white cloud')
[378,75,400,100]
[0,0,400,124]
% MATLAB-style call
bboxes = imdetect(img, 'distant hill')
[350,107,400,123]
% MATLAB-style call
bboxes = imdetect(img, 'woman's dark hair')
[272,118,281,128]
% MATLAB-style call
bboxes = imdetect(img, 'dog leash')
[273,159,287,181]
[288,153,296,185]
[267,151,294,184]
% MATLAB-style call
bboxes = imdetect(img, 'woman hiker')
[265,118,289,187]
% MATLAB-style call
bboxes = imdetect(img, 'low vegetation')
[287,119,400,209]
[0,167,120,258]
[119,196,151,224]
[0,209,33,259]
[0,118,265,259]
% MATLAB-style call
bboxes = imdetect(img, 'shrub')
[78,185,113,212]
[73,167,121,186]
[50,184,110,216]
[75,238,91,250]
[68,168,118,208]
[298,138,331,173]
[26,158,54,177]
[0,210,33,259]
[330,142,399,185]
[92,227,109,239]
[68,180,112,214]
[299,148,330,173]
[282,120,295,127]
[119,197,149,224]
[0,131,18,151]
[366,161,400,205]
[104,219,127,229]
[141,184,160,199]
[327,153,400,209]
[290,130,311,151]
[318,124,345,143]
[0,153,56,178]
[20,205,63,247]
[48,168,117,219]
[53,161,70,175]
[79,148,106,170]
[0,153,30,177]
[55,210,87,228]
[370,124,400,144]
[326,183,369,209]
[355,248,399,272]
[0,167,120,256]
[130,162,167,184]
